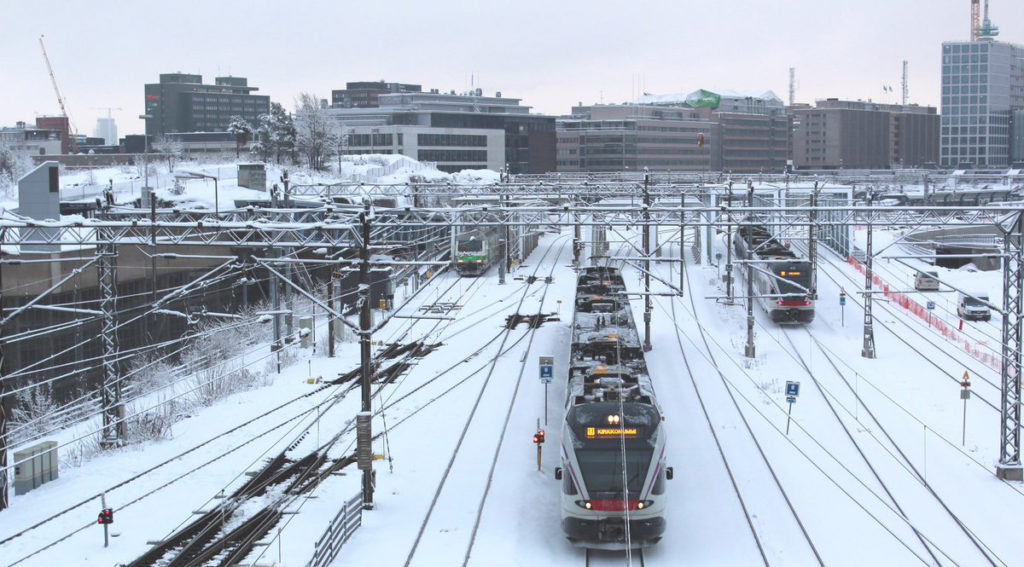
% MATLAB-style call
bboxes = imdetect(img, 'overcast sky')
[2,0,1022,139]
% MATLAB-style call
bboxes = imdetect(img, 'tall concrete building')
[940,34,1024,167]
[326,88,555,174]
[557,89,789,173]
[143,74,270,136]
[94,117,117,146]
[791,99,939,170]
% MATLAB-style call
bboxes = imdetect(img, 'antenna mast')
[901,60,908,106]
[789,67,795,106]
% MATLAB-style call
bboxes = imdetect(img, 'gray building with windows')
[143,74,270,136]
[791,99,939,170]
[331,81,422,108]
[326,88,555,173]
[557,89,789,173]
[940,39,1024,167]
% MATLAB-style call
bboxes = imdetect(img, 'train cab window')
[458,240,483,252]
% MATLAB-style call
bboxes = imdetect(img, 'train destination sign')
[586,427,639,439]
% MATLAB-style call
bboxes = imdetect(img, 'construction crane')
[971,0,1000,41]
[38,34,77,153]
[971,0,980,41]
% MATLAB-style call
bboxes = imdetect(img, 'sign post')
[927,300,935,326]
[785,381,801,435]
[961,371,971,446]
[839,290,847,327]
[539,356,554,425]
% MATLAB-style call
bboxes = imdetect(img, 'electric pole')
[643,174,652,351]
[745,182,756,358]
[808,181,820,300]
[997,211,1024,480]
[98,223,123,446]
[862,192,877,359]
[0,243,7,511]
[357,201,375,508]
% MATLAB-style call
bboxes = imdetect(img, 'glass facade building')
[940,40,1024,167]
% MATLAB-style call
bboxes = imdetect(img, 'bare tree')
[153,135,184,170]
[295,93,334,170]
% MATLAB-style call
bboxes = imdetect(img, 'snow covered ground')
[2,180,1023,565]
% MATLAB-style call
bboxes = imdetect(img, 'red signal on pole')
[533,429,545,444]
[98,508,113,525]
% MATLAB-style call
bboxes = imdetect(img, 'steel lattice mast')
[997,211,1023,480]
[98,226,123,446]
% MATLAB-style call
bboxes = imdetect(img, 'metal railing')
[307,493,363,567]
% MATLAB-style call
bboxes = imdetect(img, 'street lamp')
[139,114,152,191]
[177,171,220,216]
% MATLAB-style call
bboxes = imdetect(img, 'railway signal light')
[98,508,113,525]
[533,429,545,444]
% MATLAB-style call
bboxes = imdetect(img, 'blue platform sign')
[926,301,935,311]
[785,381,800,398]
[539,356,554,384]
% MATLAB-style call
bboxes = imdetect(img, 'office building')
[1014,109,1024,165]
[940,38,1024,167]
[332,81,422,108]
[327,88,555,174]
[94,117,117,146]
[557,89,789,173]
[791,99,939,170]
[143,74,270,136]
[34,116,71,154]
[0,121,64,156]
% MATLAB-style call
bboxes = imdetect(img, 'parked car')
[957,292,992,321]
[914,270,940,291]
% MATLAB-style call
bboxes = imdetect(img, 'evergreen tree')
[226,116,253,159]
[268,102,296,164]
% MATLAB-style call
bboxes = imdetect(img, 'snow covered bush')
[10,384,63,444]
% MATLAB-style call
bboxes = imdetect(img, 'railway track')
[629,239,824,566]
[124,266,499,567]
[776,326,1005,566]
[403,235,570,567]
[585,547,645,567]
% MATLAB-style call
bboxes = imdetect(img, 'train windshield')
[775,264,811,297]
[576,448,652,494]
[458,240,483,253]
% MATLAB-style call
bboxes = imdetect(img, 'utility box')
[299,316,313,348]
[13,440,59,495]
[237,163,267,191]
[17,161,61,253]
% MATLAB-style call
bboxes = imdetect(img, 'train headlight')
[575,500,592,510]
[637,500,654,510]
[606,414,621,425]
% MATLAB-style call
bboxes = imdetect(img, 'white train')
[733,225,815,324]
[555,266,672,549]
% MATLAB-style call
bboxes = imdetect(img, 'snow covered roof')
[636,89,783,109]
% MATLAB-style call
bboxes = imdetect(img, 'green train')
[454,227,500,276]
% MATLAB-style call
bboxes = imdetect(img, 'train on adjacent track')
[555,266,672,549]
[734,224,815,323]
[454,227,501,276]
